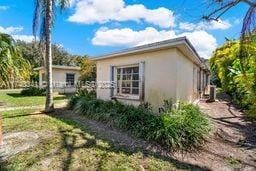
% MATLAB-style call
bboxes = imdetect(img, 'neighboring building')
[92,37,210,110]
[34,65,81,93]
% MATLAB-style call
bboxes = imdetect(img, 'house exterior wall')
[38,68,80,93]
[175,49,200,103]
[96,48,202,110]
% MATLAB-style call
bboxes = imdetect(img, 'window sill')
[112,95,140,101]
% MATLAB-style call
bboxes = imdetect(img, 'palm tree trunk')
[45,0,54,112]
[0,113,2,146]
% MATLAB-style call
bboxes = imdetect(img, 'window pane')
[132,74,139,80]
[126,74,131,80]
[66,74,75,86]
[126,68,132,74]
[132,67,139,73]
[115,65,140,96]
[117,74,120,80]
[122,81,131,88]
[122,68,127,74]
[122,88,130,94]
[132,81,139,88]
[117,68,121,74]
[132,88,139,95]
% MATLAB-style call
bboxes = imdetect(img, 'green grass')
[0,89,70,107]
[0,109,207,171]
[225,156,241,167]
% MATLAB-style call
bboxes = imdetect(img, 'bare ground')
[50,98,256,171]
[183,99,256,170]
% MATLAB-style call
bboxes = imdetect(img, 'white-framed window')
[66,73,75,86]
[114,64,140,98]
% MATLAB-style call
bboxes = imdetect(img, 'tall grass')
[68,90,211,151]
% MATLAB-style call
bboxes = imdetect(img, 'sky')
[0,0,249,59]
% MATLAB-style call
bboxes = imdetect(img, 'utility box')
[209,85,216,102]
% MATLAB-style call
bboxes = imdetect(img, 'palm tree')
[0,33,30,88]
[33,0,70,112]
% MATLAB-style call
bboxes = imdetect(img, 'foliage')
[68,89,96,109]
[16,40,95,82]
[69,92,211,151]
[21,87,46,96]
[0,33,31,88]
[16,41,43,68]
[158,104,211,150]
[210,40,256,118]
[76,57,96,81]
[17,41,84,67]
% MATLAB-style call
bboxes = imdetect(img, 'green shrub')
[69,95,211,151]
[21,87,46,96]
[157,104,211,150]
[68,89,96,109]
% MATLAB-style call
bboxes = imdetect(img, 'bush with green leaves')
[69,91,211,151]
[210,39,256,119]
[21,87,46,96]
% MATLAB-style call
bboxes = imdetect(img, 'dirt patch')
[194,99,256,170]
[0,131,53,161]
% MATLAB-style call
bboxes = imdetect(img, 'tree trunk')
[45,0,54,112]
[0,113,2,146]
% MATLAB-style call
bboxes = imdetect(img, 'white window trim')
[113,63,140,100]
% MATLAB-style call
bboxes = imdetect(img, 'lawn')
[0,89,70,107]
[0,110,174,170]
[0,109,205,171]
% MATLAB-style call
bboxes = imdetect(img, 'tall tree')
[33,0,70,112]
[0,33,30,88]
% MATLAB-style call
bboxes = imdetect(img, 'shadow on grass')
[0,109,211,170]
[6,93,69,101]
[7,93,44,97]
[47,110,210,171]
[3,112,43,119]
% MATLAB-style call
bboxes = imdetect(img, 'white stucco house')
[34,65,81,93]
[92,37,210,110]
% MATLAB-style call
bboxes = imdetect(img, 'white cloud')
[0,6,9,11]
[179,31,217,58]
[0,26,23,34]
[12,35,35,43]
[92,27,217,58]
[68,0,174,28]
[179,20,232,31]
[0,25,34,43]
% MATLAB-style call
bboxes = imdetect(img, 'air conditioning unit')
[209,85,216,102]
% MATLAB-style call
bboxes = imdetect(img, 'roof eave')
[34,65,81,71]
[91,37,188,61]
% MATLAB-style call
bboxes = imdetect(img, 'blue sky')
[0,0,249,58]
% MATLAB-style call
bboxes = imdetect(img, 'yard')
[0,91,201,170]
[0,109,198,171]
[0,92,256,171]
[0,89,69,108]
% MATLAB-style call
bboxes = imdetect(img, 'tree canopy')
[210,38,256,118]
[0,33,31,88]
